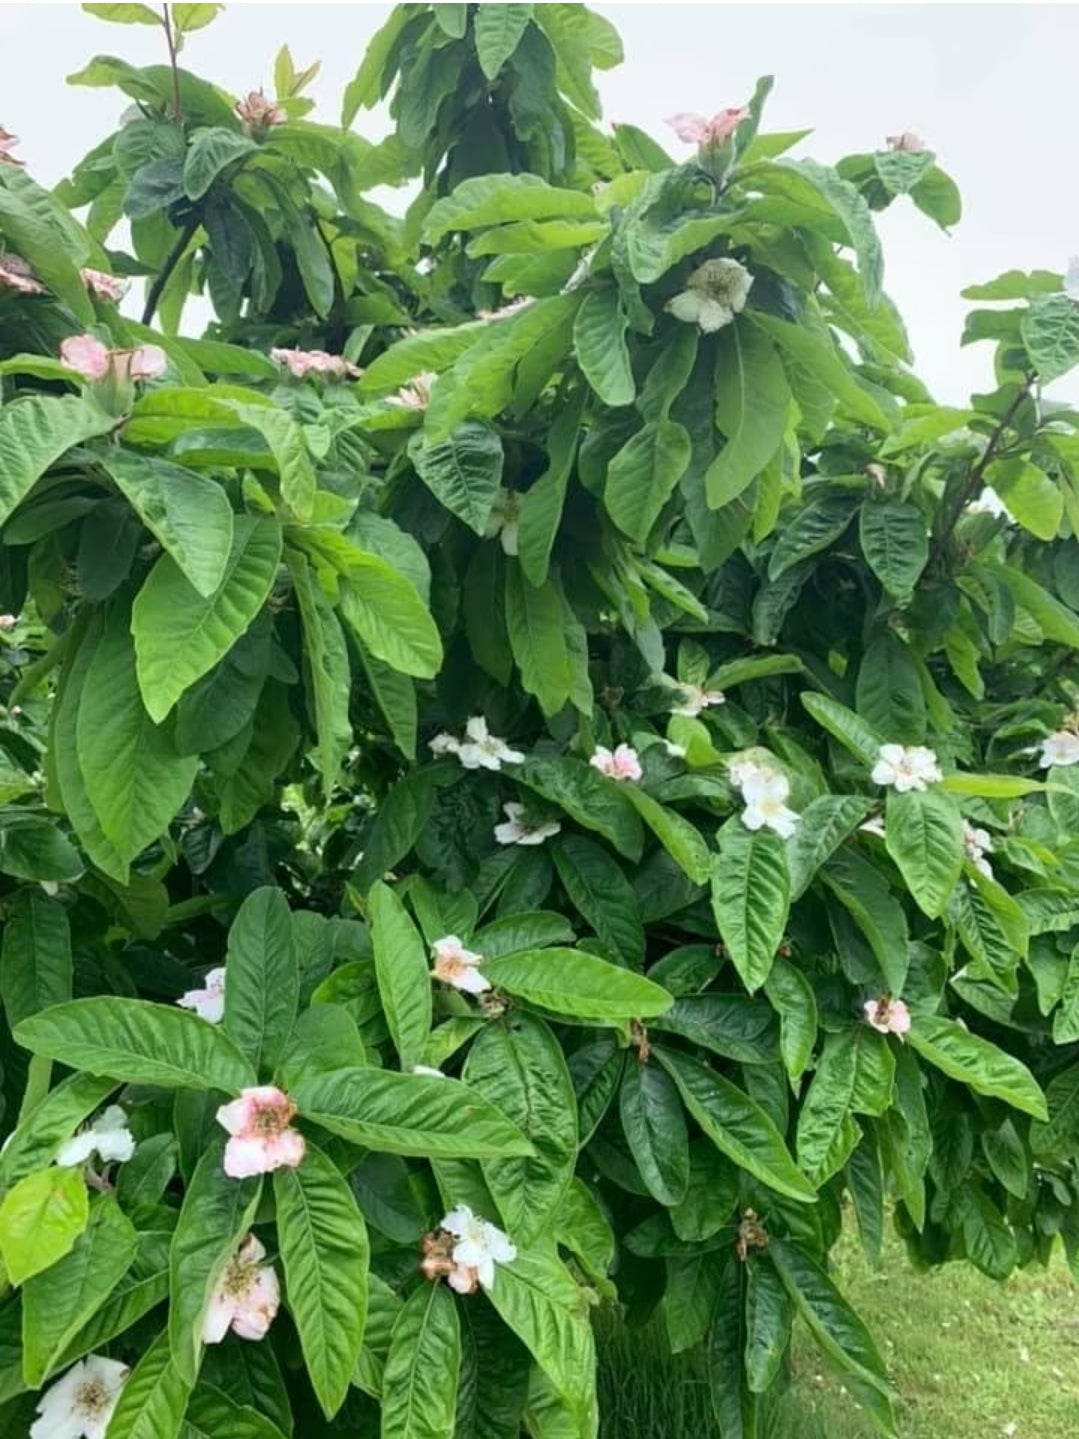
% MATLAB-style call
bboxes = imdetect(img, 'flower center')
[252,1099,293,1134]
[75,1379,110,1418]
[222,1256,260,1298]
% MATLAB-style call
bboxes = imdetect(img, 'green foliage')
[1,7,1079,1439]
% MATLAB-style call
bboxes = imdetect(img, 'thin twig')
[140,215,199,326]
[161,4,182,122]
[927,371,1037,573]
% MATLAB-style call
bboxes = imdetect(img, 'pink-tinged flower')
[590,743,642,782]
[0,127,25,168]
[667,257,753,333]
[962,820,994,880]
[0,253,45,295]
[126,344,167,380]
[441,1206,516,1293]
[80,268,129,303]
[871,743,942,793]
[60,334,111,381]
[177,966,226,1024]
[215,1086,305,1179]
[30,1355,129,1439]
[202,1234,280,1344]
[672,683,726,718]
[885,131,926,154]
[270,346,359,380]
[494,801,561,847]
[1039,730,1079,768]
[455,716,524,771]
[235,90,287,128]
[863,996,912,1037]
[55,1105,135,1170]
[667,108,749,147]
[476,295,535,322]
[431,935,490,995]
[387,371,437,410]
[0,614,17,631]
[740,768,799,838]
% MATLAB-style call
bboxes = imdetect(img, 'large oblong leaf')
[907,1015,1046,1119]
[338,550,442,679]
[410,421,504,535]
[14,997,255,1091]
[464,1016,577,1246]
[483,1250,595,1418]
[573,285,634,407]
[884,788,963,919]
[291,1068,534,1158]
[223,886,299,1078]
[380,1282,460,1439]
[619,1059,689,1207]
[705,324,790,508]
[710,824,790,993]
[654,1047,815,1202]
[101,450,234,597]
[0,1167,89,1285]
[482,947,672,1021]
[859,500,929,597]
[0,888,72,1030]
[275,1143,369,1419]
[369,881,431,1070]
[605,417,691,543]
[0,396,111,529]
[551,833,644,967]
[132,515,283,723]
[104,1329,192,1439]
[744,1255,792,1395]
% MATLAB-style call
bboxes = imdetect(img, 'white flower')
[667,257,753,334]
[863,996,912,1036]
[493,801,561,847]
[728,756,773,791]
[441,1205,517,1292]
[1039,730,1079,768]
[1066,257,1079,304]
[411,1065,446,1079]
[962,820,994,879]
[870,743,942,792]
[455,716,525,771]
[859,815,887,838]
[431,935,490,995]
[672,683,725,718]
[740,768,799,838]
[387,371,436,410]
[590,744,642,781]
[665,741,687,759]
[429,732,460,757]
[967,486,1011,521]
[202,1234,280,1343]
[176,966,225,1024]
[30,1355,129,1439]
[485,488,521,555]
[55,1105,135,1170]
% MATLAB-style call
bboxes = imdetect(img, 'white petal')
[667,291,704,324]
[441,1206,474,1238]
[694,298,735,333]
[201,1289,236,1344]
[54,1131,97,1168]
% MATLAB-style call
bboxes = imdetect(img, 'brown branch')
[927,371,1036,574]
[140,215,199,326]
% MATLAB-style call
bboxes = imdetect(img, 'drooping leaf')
[884,789,963,919]
[380,1283,460,1439]
[619,1059,689,1207]
[223,886,299,1077]
[908,1015,1046,1120]
[481,947,671,1021]
[710,823,790,993]
[705,324,790,508]
[369,880,431,1070]
[0,889,72,1030]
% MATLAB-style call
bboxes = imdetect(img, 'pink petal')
[130,344,167,379]
[266,1129,306,1171]
[215,1096,256,1136]
[201,1289,236,1344]
[223,1135,274,1178]
[60,334,110,381]
[667,113,708,143]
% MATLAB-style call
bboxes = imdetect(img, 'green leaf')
[357,648,417,760]
[0,889,72,1030]
[172,4,223,33]
[786,794,870,900]
[101,450,234,598]
[749,312,889,430]
[711,824,790,993]
[1022,293,1079,384]
[856,633,926,743]
[291,1068,534,1158]
[132,515,281,723]
[985,457,1062,540]
[482,947,671,1021]
[517,756,643,861]
[620,1060,689,1207]
[796,1032,858,1180]
[0,1168,89,1285]
[655,1047,815,1202]
[286,548,352,798]
[83,3,161,22]
[464,1015,577,1246]
[620,786,710,884]
[22,1195,137,1386]
[707,1252,756,1438]
[183,126,256,200]
[181,1384,288,1439]
[423,174,597,244]
[800,691,882,767]
[859,500,928,597]
[744,1256,792,1394]
[551,834,644,967]
[768,1238,892,1399]
[651,994,778,1066]
[484,1250,595,1416]
[884,789,962,919]
[517,394,583,587]
[0,396,112,530]
[474,4,533,78]
[821,849,909,996]
[768,495,855,580]
[14,997,255,1091]
[764,962,818,1082]
[410,422,504,534]
[773,159,884,304]
[337,551,442,679]
[573,286,634,407]
[369,881,431,1070]
[985,562,1079,649]
[107,1329,192,1439]
[381,1283,460,1439]
[223,886,299,1077]
[606,418,691,543]
[705,324,791,507]
[228,404,317,520]
[908,1015,1046,1119]
[274,1143,369,1419]
[0,176,94,322]
[169,1141,262,1383]
[0,1074,117,1190]
[504,565,571,716]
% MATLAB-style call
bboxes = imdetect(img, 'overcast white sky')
[1,3,1077,403]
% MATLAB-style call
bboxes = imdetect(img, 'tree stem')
[140,215,199,327]
[162,5,183,122]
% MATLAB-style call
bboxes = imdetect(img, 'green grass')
[597,1225,1079,1438]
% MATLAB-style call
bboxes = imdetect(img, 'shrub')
[0,5,1078,1437]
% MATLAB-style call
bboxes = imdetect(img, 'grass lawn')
[597,1224,1079,1438]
